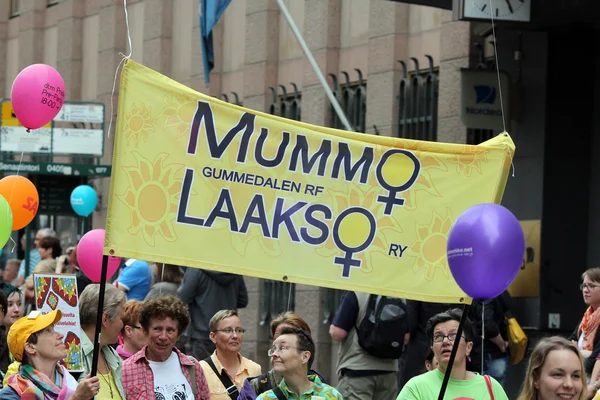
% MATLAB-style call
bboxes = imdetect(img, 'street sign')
[0,160,111,177]
[36,175,85,214]
[1,102,51,128]
[0,126,51,152]
[52,128,103,156]
[0,99,105,157]
[55,103,104,124]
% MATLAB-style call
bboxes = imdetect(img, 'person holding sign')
[397,308,508,400]
[79,284,127,399]
[0,309,99,399]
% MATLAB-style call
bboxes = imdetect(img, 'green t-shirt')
[397,369,508,400]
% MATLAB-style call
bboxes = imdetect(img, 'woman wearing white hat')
[0,309,99,399]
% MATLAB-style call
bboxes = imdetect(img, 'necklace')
[99,355,114,399]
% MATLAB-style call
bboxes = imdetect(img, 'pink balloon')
[76,229,121,283]
[11,64,65,130]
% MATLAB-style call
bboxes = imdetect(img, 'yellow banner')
[105,60,515,303]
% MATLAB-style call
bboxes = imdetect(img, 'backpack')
[355,295,408,359]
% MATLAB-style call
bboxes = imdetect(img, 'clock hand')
[505,0,514,13]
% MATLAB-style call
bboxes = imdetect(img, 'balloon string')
[107,0,132,139]
[487,0,515,178]
[481,303,485,375]
[5,149,24,253]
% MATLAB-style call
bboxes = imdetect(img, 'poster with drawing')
[34,273,83,372]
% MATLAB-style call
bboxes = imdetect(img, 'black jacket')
[177,269,248,339]
[468,291,512,372]
[406,300,451,342]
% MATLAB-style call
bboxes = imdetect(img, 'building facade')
[3,0,600,395]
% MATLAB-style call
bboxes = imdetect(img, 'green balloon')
[0,195,13,248]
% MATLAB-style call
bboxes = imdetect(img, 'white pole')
[275,0,354,132]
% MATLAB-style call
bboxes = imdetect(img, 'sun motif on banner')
[448,147,489,176]
[161,93,198,140]
[408,209,454,280]
[123,104,155,144]
[117,152,186,246]
[316,184,403,274]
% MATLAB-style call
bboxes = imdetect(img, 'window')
[10,0,19,18]
[397,56,438,141]
[268,84,301,121]
[329,70,367,133]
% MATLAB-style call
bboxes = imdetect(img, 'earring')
[467,356,471,362]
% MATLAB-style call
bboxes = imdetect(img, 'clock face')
[462,0,531,22]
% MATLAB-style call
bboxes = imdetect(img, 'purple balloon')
[447,203,525,300]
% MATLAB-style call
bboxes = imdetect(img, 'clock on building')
[454,0,532,22]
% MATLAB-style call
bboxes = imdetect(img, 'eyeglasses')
[581,283,600,291]
[128,325,142,330]
[268,344,300,357]
[432,333,464,343]
[214,328,246,335]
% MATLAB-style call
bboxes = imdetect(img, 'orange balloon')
[0,175,39,230]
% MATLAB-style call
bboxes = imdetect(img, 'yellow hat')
[8,309,62,362]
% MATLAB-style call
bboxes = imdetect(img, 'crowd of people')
[0,227,594,399]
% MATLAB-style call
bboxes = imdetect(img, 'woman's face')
[431,320,472,369]
[582,275,600,307]
[3,292,23,328]
[38,247,51,260]
[102,304,124,345]
[535,349,582,400]
[27,325,66,364]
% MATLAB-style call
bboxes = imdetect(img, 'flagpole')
[90,255,109,377]
[275,0,354,132]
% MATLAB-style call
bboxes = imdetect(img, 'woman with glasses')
[200,309,261,400]
[570,268,600,391]
[238,312,323,400]
[397,308,508,399]
[116,300,147,360]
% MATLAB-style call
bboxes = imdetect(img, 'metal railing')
[328,69,367,133]
[269,84,301,121]
[259,279,296,327]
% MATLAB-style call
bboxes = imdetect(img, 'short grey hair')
[209,309,238,332]
[37,228,56,238]
[79,284,126,327]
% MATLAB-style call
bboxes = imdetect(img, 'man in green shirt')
[257,327,343,400]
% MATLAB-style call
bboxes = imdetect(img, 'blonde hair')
[79,284,126,327]
[517,336,587,400]
[209,309,238,332]
[33,259,57,274]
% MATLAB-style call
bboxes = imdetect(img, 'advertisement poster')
[33,273,83,372]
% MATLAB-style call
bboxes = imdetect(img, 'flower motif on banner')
[123,104,156,144]
[117,152,187,246]
[448,147,489,176]
[161,94,198,140]
[408,209,454,280]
